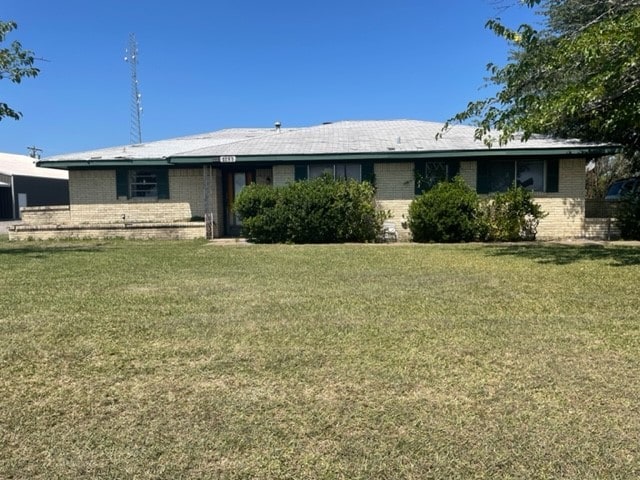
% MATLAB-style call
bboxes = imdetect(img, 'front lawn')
[1,239,639,479]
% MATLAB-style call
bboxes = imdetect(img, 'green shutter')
[294,164,308,181]
[361,161,374,184]
[546,159,559,193]
[116,168,129,198]
[447,160,460,179]
[157,168,170,199]
[414,160,426,195]
[477,161,491,194]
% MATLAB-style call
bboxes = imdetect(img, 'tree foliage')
[445,0,640,163]
[0,20,40,121]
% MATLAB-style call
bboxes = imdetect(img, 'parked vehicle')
[605,177,640,201]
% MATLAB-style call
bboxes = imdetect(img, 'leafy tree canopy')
[0,20,40,121]
[444,0,640,162]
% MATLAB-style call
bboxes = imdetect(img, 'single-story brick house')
[15,119,616,240]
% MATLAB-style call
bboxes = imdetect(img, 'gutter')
[36,145,620,169]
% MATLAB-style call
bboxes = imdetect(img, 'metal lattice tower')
[125,33,143,144]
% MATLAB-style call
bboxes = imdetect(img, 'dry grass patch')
[1,239,640,478]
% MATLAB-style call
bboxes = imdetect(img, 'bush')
[233,176,387,243]
[481,185,547,241]
[406,177,481,242]
[616,194,640,240]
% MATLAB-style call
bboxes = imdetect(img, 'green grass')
[1,238,640,479]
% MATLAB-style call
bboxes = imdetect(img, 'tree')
[444,0,640,165]
[0,20,39,121]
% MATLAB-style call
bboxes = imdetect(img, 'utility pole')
[125,33,143,144]
[27,146,42,159]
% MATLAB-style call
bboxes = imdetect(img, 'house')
[12,120,617,240]
[0,152,69,220]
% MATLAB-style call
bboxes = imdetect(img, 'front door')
[224,170,254,236]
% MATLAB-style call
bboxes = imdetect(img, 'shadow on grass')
[486,243,640,266]
[0,240,106,257]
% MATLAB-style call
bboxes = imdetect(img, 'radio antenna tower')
[125,33,143,144]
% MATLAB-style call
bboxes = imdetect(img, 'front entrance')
[223,169,254,236]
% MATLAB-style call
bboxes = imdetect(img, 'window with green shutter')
[546,159,559,193]
[115,167,169,199]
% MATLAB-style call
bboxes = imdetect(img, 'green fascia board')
[38,145,619,169]
[37,158,173,169]
[174,146,619,164]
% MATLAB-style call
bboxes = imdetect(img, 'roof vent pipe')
[274,121,281,132]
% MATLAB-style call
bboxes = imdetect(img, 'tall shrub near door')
[234,176,386,243]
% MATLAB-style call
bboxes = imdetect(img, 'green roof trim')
[38,145,619,169]
[38,158,174,169]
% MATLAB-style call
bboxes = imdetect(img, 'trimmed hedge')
[233,176,387,243]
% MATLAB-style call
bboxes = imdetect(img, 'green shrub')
[616,194,640,240]
[234,176,386,243]
[406,177,481,242]
[233,184,285,243]
[481,185,547,241]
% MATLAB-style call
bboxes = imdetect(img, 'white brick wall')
[534,158,586,239]
[374,163,414,240]
[68,168,205,224]
[374,162,414,201]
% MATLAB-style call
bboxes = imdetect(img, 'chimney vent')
[274,121,281,132]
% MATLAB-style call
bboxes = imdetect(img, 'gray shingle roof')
[42,120,602,164]
[177,120,586,157]
[44,128,282,161]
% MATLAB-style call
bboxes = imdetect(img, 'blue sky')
[3,1,539,157]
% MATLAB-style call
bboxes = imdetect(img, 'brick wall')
[374,163,414,240]
[534,158,586,239]
[68,169,204,224]
[20,205,71,224]
[10,222,205,241]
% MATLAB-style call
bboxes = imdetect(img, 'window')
[116,167,170,200]
[129,170,158,198]
[516,160,544,191]
[477,159,558,194]
[414,160,460,194]
[308,163,361,181]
